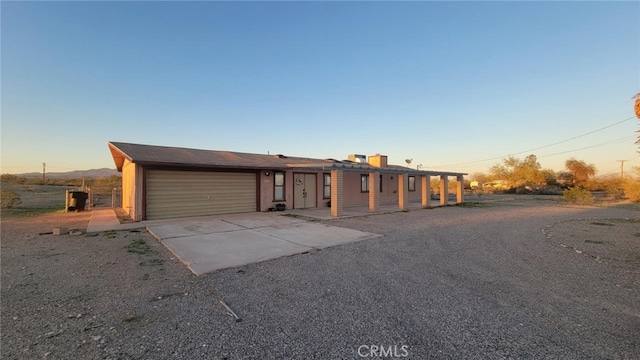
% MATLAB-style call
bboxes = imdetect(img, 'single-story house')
[108,142,467,221]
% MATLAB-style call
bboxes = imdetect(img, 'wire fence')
[65,186,122,211]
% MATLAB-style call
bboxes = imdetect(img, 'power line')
[514,116,635,155]
[438,116,636,168]
[537,136,636,159]
[434,135,636,171]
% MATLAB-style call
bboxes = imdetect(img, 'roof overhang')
[109,143,131,172]
[288,163,467,177]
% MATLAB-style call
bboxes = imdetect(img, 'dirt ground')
[1,195,639,359]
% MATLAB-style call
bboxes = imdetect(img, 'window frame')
[273,171,285,201]
[408,175,416,192]
[361,174,370,193]
[323,173,331,199]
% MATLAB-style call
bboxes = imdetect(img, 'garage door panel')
[146,170,256,220]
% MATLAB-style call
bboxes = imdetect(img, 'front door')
[293,173,317,209]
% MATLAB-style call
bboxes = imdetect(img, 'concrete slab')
[223,213,306,229]
[145,212,382,275]
[162,229,313,275]
[87,209,145,233]
[255,222,380,249]
[145,219,244,239]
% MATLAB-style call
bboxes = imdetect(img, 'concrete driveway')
[144,212,381,275]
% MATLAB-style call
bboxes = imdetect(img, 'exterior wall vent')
[348,154,367,163]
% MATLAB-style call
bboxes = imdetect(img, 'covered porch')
[286,196,460,220]
[290,164,467,218]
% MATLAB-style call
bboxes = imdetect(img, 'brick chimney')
[368,154,388,168]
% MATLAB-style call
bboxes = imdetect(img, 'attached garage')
[145,169,257,220]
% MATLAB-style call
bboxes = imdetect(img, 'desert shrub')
[562,187,594,205]
[623,180,640,202]
[0,174,27,185]
[1,190,22,209]
[588,176,625,199]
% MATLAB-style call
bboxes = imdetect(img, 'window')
[380,175,383,192]
[274,172,285,201]
[408,176,416,192]
[323,173,331,199]
[361,174,369,192]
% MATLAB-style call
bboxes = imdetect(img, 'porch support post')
[440,175,448,206]
[421,175,431,208]
[456,175,464,204]
[330,170,344,217]
[398,173,409,211]
[369,171,380,213]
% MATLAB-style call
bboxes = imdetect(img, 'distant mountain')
[12,168,120,179]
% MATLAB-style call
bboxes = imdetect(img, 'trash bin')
[68,191,88,211]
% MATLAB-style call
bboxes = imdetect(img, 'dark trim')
[141,167,147,220]
[142,165,259,174]
[256,171,261,211]
[130,159,289,172]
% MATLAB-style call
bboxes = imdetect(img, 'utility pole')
[617,160,628,179]
[42,162,46,183]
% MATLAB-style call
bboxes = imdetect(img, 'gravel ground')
[2,198,639,359]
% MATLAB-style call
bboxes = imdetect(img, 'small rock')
[92,336,102,341]
[52,227,68,236]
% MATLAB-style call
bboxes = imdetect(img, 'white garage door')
[146,170,257,220]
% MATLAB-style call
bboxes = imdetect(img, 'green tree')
[470,172,492,184]
[564,158,596,186]
[542,169,557,186]
[490,154,546,189]
[490,156,519,186]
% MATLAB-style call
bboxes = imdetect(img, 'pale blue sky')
[2,1,638,176]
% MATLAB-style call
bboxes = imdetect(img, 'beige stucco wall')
[258,169,426,211]
[258,170,296,211]
[342,172,423,206]
[121,159,143,221]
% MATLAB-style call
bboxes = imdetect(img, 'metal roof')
[108,142,466,177]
